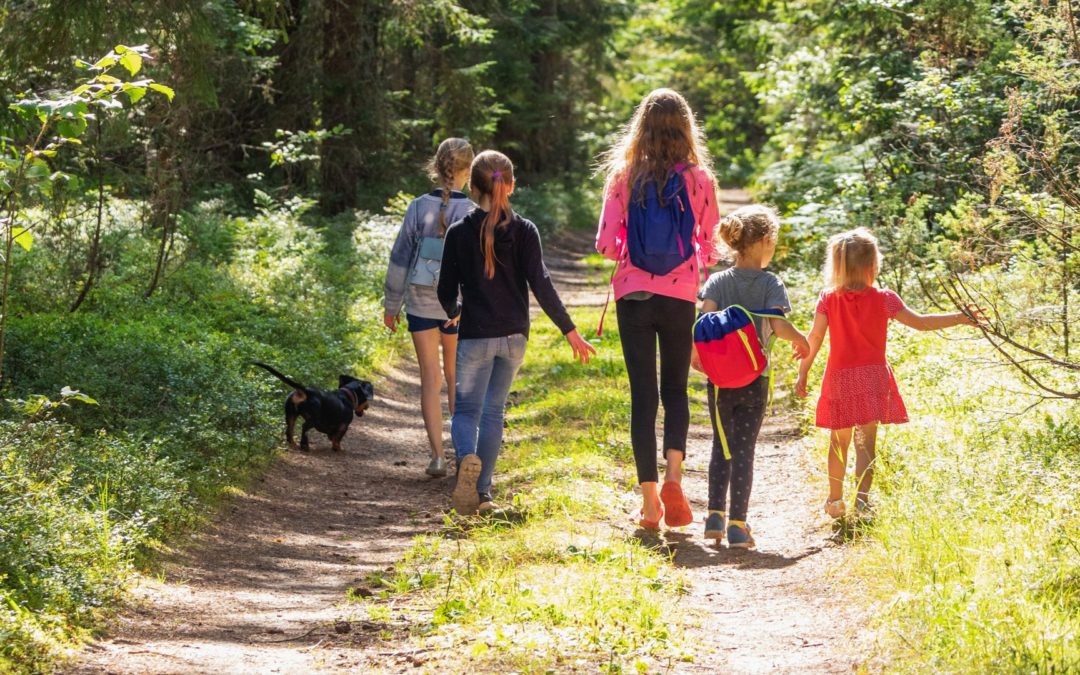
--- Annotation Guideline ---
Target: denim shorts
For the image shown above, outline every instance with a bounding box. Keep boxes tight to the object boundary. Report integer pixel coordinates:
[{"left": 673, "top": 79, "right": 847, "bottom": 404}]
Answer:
[{"left": 406, "top": 313, "right": 459, "bottom": 335}]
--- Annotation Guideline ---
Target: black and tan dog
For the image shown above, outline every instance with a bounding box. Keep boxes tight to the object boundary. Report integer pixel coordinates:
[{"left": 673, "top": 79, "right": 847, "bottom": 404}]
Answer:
[{"left": 253, "top": 362, "right": 374, "bottom": 452}]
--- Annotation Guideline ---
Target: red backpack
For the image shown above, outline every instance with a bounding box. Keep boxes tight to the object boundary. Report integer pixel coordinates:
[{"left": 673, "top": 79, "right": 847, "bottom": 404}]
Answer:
[{"left": 694, "top": 305, "right": 783, "bottom": 458}]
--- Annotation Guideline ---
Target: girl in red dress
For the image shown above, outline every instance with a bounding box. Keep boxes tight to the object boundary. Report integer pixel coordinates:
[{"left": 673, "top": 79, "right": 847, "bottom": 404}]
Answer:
[{"left": 796, "top": 228, "right": 981, "bottom": 518}]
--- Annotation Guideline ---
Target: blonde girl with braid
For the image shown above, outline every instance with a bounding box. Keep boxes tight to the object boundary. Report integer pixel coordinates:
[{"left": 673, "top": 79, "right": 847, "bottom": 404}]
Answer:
[
  {"left": 384, "top": 138, "right": 475, "bottom": 478},
  {"left": 797, "top": 228, "right": 983, "bottom": 518}
]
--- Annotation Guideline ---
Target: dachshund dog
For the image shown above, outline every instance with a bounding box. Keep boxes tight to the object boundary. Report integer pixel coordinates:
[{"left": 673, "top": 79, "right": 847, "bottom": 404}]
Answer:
[{"left": 253, "top": 362, "right": 374, "bottom": 452}]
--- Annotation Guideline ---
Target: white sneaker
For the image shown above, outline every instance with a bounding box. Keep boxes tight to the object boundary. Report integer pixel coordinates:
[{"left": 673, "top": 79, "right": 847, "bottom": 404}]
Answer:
[
  {"left": 824, "top": 499, "right": 846, "bottom": 519},
  {"left": 426, "top": 457, "right": 447, "bottom": 477}
]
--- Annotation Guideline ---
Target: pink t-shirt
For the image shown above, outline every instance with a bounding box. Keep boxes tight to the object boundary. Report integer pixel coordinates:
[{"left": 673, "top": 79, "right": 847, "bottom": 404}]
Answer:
[{"left": 595, "top": 165, "right": 721, "bottom": 303}]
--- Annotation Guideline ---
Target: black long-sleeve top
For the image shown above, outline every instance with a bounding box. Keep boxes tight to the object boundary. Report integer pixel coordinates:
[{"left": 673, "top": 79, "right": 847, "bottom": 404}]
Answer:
[{"left": 437, "top": 208, "right": 575, "bottom": 340}]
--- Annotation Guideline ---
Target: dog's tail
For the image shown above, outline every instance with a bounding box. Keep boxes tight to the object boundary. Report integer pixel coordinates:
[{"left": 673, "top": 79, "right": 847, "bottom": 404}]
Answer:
[{"left": 252, "top": 362, "right": 306, "bottom": 390}]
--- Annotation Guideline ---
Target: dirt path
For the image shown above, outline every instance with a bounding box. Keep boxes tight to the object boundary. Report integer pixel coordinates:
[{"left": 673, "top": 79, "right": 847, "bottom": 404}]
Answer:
[
  {"left": 68, "top": 359, "right": 452, "bottom": 674},
  {"left": 71, "top": 190, "right": 866, "bottom": 674}
]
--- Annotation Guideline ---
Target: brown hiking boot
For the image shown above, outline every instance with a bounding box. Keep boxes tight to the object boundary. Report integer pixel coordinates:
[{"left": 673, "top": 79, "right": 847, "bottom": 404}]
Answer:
[{"left": 451, "top": 454, "right": 482, "bottom": 515}]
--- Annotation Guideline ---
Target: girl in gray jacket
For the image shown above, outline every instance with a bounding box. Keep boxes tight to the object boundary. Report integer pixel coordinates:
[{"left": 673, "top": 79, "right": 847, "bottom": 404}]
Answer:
[{"left": 384, "top": 138, "right": 475, "bottom": 477}]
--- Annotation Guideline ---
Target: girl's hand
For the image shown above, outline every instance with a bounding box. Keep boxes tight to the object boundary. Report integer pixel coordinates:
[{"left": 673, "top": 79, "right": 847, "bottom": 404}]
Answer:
[
  {"left": 565, "top": 329, "right": 597, "bottom": 365},
  {"left": 795, "top": 372, "right": 809, "bottom": 399},
  {"left": 443, "top": 315, "right": 460, "bottom": 329},
  {"left": 791, "top": 334, "right": 810, "bottom": 360},
  {"left": 690, "top": 350, "right": 704, "bottom": 373},
  {"left": 961, "top": 304, "right": 988, "bottom": 327},
  {"left": 383, "top": 312, "right": 400, "bottom": 332}
]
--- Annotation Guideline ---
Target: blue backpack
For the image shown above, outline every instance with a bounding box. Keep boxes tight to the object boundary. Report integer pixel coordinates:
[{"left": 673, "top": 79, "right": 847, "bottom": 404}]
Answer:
[{"left": 626, "top": 164, "right": 696, "bottom": 276}]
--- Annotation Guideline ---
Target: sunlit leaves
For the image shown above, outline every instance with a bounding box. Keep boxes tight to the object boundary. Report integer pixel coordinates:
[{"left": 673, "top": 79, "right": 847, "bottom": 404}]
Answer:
[
  {"left": 147, "top": 83, "right": 175, "bottom": 101},
  {"left": 10, "top": 227, "right": 31, "bottom": 251}
]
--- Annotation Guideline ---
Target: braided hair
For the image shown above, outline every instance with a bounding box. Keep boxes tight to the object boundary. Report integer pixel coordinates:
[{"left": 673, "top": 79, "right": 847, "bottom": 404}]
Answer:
[{"left": 426, "top": 138, "right": 475, "bottom": 234}]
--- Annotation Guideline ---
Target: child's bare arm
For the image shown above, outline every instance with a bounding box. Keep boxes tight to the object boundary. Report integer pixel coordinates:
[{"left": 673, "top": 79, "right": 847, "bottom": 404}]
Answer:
[
  {"left": 769, "top": 315, "right": 809, "bottom": 359},
  {"left": 796, "top": 312, "right": 828, "bottom": 398},
  {"left": 894, "top": 306, "right": 979, "bottom": 331}
]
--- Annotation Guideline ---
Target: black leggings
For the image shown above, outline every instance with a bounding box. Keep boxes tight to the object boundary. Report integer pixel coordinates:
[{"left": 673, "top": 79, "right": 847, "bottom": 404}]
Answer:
[
  {"left": 616, "top": 295, "right": 695, "bottom": 484},
  {"left": 707, "top": 376, "right": 768, "bottom": 520}
]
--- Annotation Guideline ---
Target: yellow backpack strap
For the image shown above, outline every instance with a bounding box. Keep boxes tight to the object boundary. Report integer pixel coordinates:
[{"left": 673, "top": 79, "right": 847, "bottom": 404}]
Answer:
[{"left": 707, "top": 382, "right": 732, "bottom": 461}]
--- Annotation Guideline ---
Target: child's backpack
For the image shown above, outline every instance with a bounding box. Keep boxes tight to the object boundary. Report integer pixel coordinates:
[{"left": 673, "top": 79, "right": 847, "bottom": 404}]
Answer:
[
  {"left": 694, "top": 305, "right": 784, "bottom": 459},
  {"left": 625, "top": 164, "right": 696, "bottom": 276}
]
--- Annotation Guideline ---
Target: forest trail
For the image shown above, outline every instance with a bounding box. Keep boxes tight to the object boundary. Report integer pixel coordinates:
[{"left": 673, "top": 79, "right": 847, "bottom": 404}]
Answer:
[
  {"left": 69, "top": 189, "right": 868, "bottom": 674},
  {"left": 67, "top": 359, "right": 453, "bottom": 674},
  {"left": 548, "top": 189, "right": 870, "bottom": 673}
]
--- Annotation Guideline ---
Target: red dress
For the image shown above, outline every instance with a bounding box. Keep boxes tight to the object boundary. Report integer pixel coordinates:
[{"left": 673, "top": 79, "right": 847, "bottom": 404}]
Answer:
[{"left": 815, "top": 287, "right": 909, "bottom": 429}]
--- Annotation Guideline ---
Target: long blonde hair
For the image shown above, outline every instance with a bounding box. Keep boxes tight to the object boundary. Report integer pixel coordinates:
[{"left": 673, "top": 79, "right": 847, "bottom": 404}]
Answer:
[
  {"left": 824, "top": 228, "right": 882, "bottom": 290},
  {"left": 470, "top": 150, "right": 514, "bottom": 279},
  {"left": 426, "top": 138, "right": 474, "bottom": 233},
  {"left": 596, "top": 88, "right": 714, "bottom": 202}
]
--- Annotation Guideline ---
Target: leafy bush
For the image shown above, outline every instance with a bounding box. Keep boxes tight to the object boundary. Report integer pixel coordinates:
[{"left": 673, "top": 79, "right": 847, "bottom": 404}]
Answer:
[{"left": 0, "top": 201, "right": 400, "bottom": 670}]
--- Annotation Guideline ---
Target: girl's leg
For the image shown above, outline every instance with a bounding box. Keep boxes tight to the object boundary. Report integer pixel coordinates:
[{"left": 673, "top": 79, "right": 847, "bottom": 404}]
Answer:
[
  {"left": 451, "top": 339, "right": 496, "bottom": 462},
  {"left": 827, "top": 428, "right": 853, "bottom": 502},
  {"left": 853, "top": 423, "right": 879, "bottom": 504},
  {"left": 440, "top": 330, "right": 458, "bottom": 416},
  {"left": 474, "top": 334, "right": 527, "bottom": 498},
  {"left": 656, "top": 297, "right": 695, "bottom": 483},
  {"left": 726, "top": 378, "right": 768, "bottom": 522},
  {"left": 615, "top": 299, "right": 662, "bottom": 521},
  {"left": 412, "top": 328, "right": 445, "bottom": 460}
]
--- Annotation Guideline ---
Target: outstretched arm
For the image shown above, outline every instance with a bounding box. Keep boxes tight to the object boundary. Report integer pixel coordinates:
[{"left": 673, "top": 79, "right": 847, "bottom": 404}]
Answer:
[
  {"left": 522, "top": 223, "right": 597, "bottom": 365},
  {"left": 796, "top": 312, "right": 829, "bottom": 398},
  {"left": 894, "top": 306, "right": 980, "bottom": 331}
]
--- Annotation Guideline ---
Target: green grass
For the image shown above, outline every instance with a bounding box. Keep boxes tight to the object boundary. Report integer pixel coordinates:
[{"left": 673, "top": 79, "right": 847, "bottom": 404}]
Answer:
[{"left": 797, "top": 307, "right": 1080, "bottom": 672}]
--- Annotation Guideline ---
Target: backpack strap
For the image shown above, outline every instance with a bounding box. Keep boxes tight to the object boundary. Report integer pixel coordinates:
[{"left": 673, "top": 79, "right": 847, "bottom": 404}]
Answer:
[{"left": 676, "top": 165, "right": 711, "bottom": 286}]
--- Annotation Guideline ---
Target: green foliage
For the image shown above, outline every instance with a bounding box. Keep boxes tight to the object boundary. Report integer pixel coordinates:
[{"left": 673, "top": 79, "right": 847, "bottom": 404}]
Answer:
[
  {"left": 0, "top": 200, "right": 399, "bottom": 670},
  {"left": 820, "top": 325, "right": 1080, "bottom": 671}
]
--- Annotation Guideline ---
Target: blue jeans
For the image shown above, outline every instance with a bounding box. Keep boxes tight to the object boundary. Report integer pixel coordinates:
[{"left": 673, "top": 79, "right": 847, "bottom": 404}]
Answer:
[{"left": 451, "top": 334, "right": 527, "bottom": 496}]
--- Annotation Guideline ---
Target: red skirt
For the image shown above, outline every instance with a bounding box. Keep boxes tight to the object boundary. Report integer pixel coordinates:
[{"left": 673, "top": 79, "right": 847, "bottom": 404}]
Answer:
[{"left": 816, "top": 363, "right": 908, "bottom": 429}]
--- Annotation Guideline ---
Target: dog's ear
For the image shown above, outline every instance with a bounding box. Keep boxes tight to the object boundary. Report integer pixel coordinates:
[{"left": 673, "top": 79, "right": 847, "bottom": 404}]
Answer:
[{"left": 338, "top": 374, "right": 359, "bottom": 388}]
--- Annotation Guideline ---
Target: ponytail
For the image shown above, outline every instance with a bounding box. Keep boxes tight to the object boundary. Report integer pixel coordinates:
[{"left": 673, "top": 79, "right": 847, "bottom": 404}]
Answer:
[{"left": 470, "top": 150, "right": 516, "bottom": 279}]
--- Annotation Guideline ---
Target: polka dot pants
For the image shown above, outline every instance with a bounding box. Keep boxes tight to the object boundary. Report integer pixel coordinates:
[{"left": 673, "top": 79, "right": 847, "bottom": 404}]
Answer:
[{"left": 707, "top": 377, "right": 768, "bottom": 521}]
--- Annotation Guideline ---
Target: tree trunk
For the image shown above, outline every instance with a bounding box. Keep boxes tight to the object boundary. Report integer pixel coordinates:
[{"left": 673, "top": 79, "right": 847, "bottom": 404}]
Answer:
[
  {"left": 71, "top": 120, "right": 106, "bottom": 313},
  {"left": 320, "top": 0, "right": 386, "bottom": 213}
]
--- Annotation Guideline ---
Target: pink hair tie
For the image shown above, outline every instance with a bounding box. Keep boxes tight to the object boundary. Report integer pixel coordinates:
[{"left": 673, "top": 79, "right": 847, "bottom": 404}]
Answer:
[{"left": 492, "top": 170, "right": 502, "bottom": 179}]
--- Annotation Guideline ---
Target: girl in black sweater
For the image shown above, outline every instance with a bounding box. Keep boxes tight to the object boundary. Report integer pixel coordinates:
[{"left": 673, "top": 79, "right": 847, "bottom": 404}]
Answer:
[{"left": 437, "top": 150, "right": 595, "bottom": 514}]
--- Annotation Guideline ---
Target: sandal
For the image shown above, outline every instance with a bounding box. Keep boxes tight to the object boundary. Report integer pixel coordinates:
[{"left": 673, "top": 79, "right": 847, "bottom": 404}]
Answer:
[
  {"left": 633, "top": 506, "right": 664, "bottom": 531},
  {"left": 660, "top": 481, "right": 693, "bottom": 527}
]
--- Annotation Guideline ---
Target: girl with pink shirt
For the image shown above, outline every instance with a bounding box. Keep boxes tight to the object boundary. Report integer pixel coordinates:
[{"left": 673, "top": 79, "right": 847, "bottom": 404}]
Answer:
[{"left": 596, "top": 88, "right": 721, "bottom": 529}]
